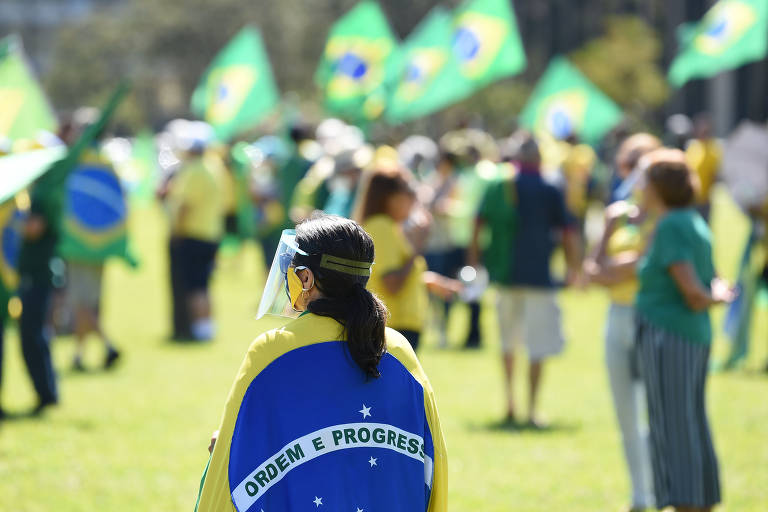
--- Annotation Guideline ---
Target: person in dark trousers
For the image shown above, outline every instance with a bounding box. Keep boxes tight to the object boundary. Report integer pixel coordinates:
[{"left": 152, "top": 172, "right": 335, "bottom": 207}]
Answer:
[{"left": 17, "top": 186, "right": 60, "bottom": 414}]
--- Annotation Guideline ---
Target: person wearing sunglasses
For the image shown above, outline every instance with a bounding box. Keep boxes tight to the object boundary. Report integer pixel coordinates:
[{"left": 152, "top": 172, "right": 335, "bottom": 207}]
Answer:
[{"left": 195, "top": 214, "right": 447, "bottom": 512}]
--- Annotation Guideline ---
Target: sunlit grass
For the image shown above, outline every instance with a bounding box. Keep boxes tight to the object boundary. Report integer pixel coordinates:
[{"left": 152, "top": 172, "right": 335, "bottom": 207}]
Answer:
[{"left": 0, "top": 187, "right": 766, "bottom": 511}]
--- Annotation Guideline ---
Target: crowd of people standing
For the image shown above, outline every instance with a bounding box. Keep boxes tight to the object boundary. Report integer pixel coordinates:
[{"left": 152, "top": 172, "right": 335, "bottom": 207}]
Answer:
[{"left": 2, "top": 104, "right": 756, "bottom": 512}]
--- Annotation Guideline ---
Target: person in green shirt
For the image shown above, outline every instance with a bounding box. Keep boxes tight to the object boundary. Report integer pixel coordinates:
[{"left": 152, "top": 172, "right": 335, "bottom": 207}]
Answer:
[{"left": 635, "top": 148, "right": 734, "bottom": 512}]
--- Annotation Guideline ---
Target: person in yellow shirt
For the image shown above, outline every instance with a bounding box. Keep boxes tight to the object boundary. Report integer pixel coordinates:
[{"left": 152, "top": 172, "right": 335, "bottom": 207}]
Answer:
[
  {"left": 358, "top": 169, "right": 459, "bottom": 350},
  {"left": 583, "top": 133, "right": 660, "bottom": 512},
  {"left": 685, "top": 114, "right": 721, "bottom": 223},
  {"left": 167, "top": 137, "right": 225, "bottom": 341}
]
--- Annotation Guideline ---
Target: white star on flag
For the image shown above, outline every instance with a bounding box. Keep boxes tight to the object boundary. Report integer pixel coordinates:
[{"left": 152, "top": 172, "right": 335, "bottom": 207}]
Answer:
[
  {"left": 359, "top": 404, "right": 371, "bottom": 419},
  {"left": 313, "top": 496, "right": 323, "bottom": 507},
  {"left": 368, "top": 456, "right": 377, "bottom": 467},
  {"left": 356, "top": 508, "right": 364, "bottom": 512}
]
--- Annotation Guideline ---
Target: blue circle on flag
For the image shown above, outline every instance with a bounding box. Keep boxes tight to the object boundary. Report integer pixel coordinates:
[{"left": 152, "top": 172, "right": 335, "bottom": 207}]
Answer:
[
  {"left": 66, "top": 166, "right": 126, "bottom": 231},
  {"left": 707, "top": 18, "right": 728, "bottom": 40},
  {"left": 337, "top": 52, "right": 368, "bottom": 80},
  {"left": 2, "top": 209, "right": 25, "bottom": 270},
  {"left": 453, "top": 27, "right": 480, "bottom": 62},
  {"left": 404, "top": 62, "right": 424, "bottom": 84},
  {"left": 548, "top": 108, "right": 574, "bottom": 140}
]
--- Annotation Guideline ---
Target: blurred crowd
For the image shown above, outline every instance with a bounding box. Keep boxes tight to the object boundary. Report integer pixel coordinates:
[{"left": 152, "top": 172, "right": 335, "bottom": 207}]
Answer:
[{"left": 4, "top": 107, "right": 768, "bottom": 512}]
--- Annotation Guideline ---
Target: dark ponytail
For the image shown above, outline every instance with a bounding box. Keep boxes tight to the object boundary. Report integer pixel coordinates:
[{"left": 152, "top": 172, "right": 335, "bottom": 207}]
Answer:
[{"left": 294, "top": 214, "right": 388, "bottom": 378}]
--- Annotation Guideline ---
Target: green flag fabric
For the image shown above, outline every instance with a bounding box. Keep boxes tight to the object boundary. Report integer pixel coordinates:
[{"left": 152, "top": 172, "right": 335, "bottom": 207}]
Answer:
[
  {"left": 315, "top": 1, "right": 399, "bottom": 121},
  {"left": 519, "top": 57, "right": 622, "bottom": 144},
  {"left": 386, "top": 0, "right": 526, "bottom": 123},
  {"left": 0, "top": 35, "right": 57, "bottom": 142},
  {"left": 386, "top": 7, "right": 471, "bottom": 122},
  {"left": 669, "top": 0, "right": 768, "bottom": 87},
  {"left": 451, "top": 0, "right": 526, "bottom": 88},
  {"left": 127, "top": 130, "right": 159, "bottom": 203},
  {"left": 191, "top": 26, "right": 279, "bottom": 141},
  {"left": 0, "top": 147, "right": 67, "bottom": 205},
  {"left": 57, "top": 148, "right": 133, "bottom": 265}
]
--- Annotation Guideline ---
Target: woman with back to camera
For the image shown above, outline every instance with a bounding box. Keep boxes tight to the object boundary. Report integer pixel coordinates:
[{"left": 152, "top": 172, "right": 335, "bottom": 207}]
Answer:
[
  {"left": 195, "top": 214, "right": 447, "bottom": 512},
  {"left": 635, "top": 149, "right": 734, "bottom": 512}
]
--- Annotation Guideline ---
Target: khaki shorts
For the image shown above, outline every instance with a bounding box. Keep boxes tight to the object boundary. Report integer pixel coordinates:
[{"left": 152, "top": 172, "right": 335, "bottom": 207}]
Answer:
[
  {"left": 67, "top": 262, "right": 104, "bottom": 311},
  {"left": 496, "top": 286, "right": 565, "bottom": 360}
]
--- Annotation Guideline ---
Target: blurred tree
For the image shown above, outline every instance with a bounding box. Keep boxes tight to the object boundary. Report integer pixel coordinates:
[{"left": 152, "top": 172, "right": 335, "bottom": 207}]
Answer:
[
  {"left": 41, "top": 1, "right": 674, "bottom": 136},
  {"left": 570, "top": 16, "right": 669, "bottom": 118}
]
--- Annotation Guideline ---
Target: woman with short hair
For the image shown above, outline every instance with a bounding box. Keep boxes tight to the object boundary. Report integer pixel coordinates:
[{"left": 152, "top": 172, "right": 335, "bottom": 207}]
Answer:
[{"left": 635, "top": 149, "right": 733, "bottom": 512}]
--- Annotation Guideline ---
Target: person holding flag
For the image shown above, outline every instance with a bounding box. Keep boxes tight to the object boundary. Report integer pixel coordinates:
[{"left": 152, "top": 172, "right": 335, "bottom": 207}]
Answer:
[{"left": 195, "top": 215, "right": 447, "bottom": 511}]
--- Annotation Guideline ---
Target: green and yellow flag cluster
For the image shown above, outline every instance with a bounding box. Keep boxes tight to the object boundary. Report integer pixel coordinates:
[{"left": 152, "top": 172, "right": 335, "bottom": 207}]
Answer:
[
  {"left": 0, "top": 35, "right": 57, "bottom": 142},
  {"left": 315, "top": 0, "right": 526, "bottom": 123},
  {"left": 669, "top": 0, "right": 768, "bottom": 87},
  {"left": 192, "top": 26, "right": 279, "bottom": 141}
]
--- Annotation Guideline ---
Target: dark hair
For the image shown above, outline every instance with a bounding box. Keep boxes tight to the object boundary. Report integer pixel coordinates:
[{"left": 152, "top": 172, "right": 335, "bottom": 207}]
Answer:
[
  {"left": 294, "top": 214, "right": 388, "bottom": 378},
  {"left": 645, "top": 148, "right": 696, "bottom": 208},
  {"left": 358, "top": 170, "right": 415, "bottom": 222}
]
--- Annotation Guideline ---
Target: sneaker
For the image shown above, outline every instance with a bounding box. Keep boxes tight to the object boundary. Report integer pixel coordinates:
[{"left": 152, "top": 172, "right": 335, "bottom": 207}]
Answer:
[{"left": 104, "top": 348, "right": 121, "bottom": 369}]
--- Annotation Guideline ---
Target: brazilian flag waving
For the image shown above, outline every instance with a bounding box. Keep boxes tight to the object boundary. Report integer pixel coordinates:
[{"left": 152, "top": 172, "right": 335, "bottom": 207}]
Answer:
[
  {"left": 192, "top": 27, "right": 280, "bottom": 141},
  {"left": 519, "top": 57, "right": 622, "bottom": 144},
  {"left": 57, "top": 149, "right": 133, "bottom": 265},
  {"left": 0, "top": 35, "right": 57, "bottom": 141},
  {"left": 451, "top": 0, "right": 526, "bottom": 89},
  {"left": 386, "top": 8, "right": 471, "bottom": 123},
  {"left": 315, "top": 1, "right": 399, "bottom": 122},
  {"left": 669, "top": 0, "right": 768, "bottom": 87},
  {"left": 386, "top": 0, "right": 526, "bottom": 123}
]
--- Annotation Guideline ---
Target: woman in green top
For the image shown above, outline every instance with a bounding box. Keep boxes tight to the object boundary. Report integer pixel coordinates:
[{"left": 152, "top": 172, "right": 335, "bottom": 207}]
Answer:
[{"left": 635, "top": 149, "right": 734, "bottom": 512}]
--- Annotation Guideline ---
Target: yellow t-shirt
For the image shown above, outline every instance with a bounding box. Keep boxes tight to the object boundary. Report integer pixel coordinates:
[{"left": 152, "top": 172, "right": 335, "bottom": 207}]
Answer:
[
  {"left": 363, "top": 215, "right": 428, "bottom": 332},
  {"left": 561, "top": 143, "right": 597, "bottom": 218},
  {"left": 606, "top": 222, "right": 642, "bottom": 305},
  {"left": 168, "top": 157, "right": 225, "bottom": 242},
  {"left": 686, "top": 139, "right": 722, "bottom": 203}
]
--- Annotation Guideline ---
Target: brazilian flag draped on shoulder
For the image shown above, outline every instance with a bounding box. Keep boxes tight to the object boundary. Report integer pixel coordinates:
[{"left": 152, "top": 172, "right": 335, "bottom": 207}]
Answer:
[
  {"left": 386, "top": 7, "right": 469, "bottom": 122},
  {"left": 386, "top": 0, "right": 526, "bottom": 123},
  {"left": 315, "top": 1, "right": 398, "bottom": 122},
  {"left": 57, "top": 147, "right": 133, "bottom": 265},
  {"left": 195, "top": 314, "right": 448, "bottom": 511},
  {"left": 0, "top": 34, "right": 57, "bottom": 141},
  {"left": 519, "top": 57, "right": 622, "bottom": 145},
  {"left": 669, "top": 0, "right": 768, "bottom": 87},
  {"left": 192, "top": 26, "right": 279, "bottom": 141}
]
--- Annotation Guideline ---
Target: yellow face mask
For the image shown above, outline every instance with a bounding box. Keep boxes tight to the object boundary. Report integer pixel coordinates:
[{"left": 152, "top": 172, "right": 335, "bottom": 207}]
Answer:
[{"left": 285, "top": 266, "right": 312, "bottom": 311}]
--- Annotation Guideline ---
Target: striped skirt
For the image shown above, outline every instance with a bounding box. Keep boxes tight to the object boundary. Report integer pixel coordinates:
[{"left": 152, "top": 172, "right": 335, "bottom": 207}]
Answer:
[{"left": 636, "top": 319, "right": 721, "bottom": 509}]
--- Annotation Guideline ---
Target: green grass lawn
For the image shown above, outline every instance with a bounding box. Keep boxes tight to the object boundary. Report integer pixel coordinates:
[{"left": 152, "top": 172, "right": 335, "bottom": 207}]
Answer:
[{"left": 1, "top": 188, "right": 767, "bottom": 511}]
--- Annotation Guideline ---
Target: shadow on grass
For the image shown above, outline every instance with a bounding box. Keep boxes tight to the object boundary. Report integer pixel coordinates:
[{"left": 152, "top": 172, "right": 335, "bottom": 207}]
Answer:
[{"left": 466, "top": 417, "right": 582, "bottom": 435}]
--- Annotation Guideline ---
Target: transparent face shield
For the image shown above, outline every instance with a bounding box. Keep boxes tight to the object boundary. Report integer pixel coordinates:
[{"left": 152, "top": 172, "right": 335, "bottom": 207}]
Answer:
[{"left": 256, "top": 229, "right": 308, "bottom": 320}]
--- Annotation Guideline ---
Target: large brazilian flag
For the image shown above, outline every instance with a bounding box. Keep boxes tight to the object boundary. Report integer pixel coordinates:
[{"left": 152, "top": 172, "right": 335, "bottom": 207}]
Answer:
[
  {"left": 669, "top": 0, "right": 768, "bottom": 87},
  {"left": 57, "top": 150, "right": 132, "bottom": 264},
  {"left": 386, "top": 0, "right": 526, "bottom": 123},
  {"left": 315, "top": 1, "right": 399, "bottom": 122},
  {"left": 519, "top": 57, "right": 623, "bottom": 144},
  {"left": 194, "top": 314, "right": 447, "bottom": 512},
  {"left": 386, "top": 8, "right": 471, "bottom": 123},
  {"left": 451, "top": 0, "right": 526, "bottom": 88},
  {"left": 0, "top": 35, "right": 57, "bottom": 141},
  {"left": 192, "top": 26, "right": 280, "bottom": 141}
]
